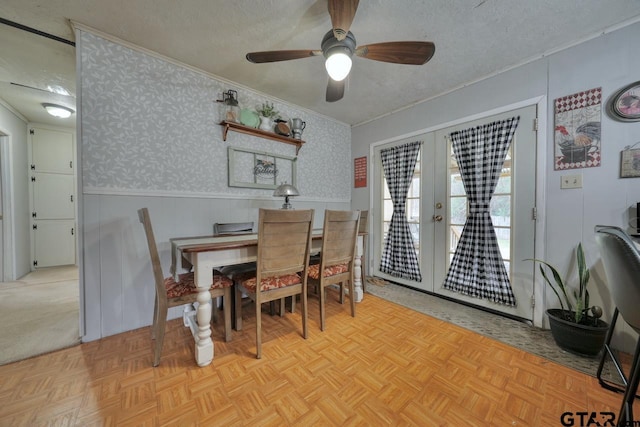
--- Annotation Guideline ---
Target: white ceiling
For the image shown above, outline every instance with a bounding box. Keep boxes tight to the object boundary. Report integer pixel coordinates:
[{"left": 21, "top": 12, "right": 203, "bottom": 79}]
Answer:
[{"left": 2, "top": 0, "right": 640, "bottom": 127}]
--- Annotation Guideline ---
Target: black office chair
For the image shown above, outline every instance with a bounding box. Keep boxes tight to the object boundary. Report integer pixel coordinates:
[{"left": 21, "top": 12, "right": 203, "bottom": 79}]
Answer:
[{"left": 594, "top": 225, "right": 640, "bottom": 425}]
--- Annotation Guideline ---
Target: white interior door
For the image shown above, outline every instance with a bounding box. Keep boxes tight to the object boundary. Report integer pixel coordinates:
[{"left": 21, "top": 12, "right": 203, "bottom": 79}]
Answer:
[{"left": 373, "top": 105, "right": 537, "bottom": 321}]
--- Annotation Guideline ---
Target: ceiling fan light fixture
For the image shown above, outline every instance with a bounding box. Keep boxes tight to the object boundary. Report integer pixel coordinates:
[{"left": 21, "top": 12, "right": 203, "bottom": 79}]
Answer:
[
  {"left": 325, "top": 48, "right": 352, "bottom": 81},
  {"left": 42, "top": 103, "right": 74, "bottom": 119}
]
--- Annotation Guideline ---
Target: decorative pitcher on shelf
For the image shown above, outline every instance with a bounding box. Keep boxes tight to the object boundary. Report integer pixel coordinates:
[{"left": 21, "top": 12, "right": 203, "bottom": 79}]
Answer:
[
  {"left": 290, "top": 118, "right": 306, "bottom": 139},
  {"left": 259, "top": 116, "right": 273, "bottom": 132}
]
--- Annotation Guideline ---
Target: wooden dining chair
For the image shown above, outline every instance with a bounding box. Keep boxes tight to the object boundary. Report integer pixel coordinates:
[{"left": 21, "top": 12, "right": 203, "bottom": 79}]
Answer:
[
  {"left": 308, "top": 210, "right": 360, "bottom": 331},
  {"left": 358, "top": 210, "right": 369, "bottom": 292},
  {"left": 138, "top": 208, "right": 234, "bottom": 366},
  {"left": 216, "top": 219, "right": 284, "bottom": 324},
  {"left": 234, "top": 208, "right": 314, "bottom": 359}
]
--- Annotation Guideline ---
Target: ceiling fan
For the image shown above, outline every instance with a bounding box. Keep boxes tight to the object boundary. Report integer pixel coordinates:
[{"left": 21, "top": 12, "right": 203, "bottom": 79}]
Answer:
[{"left": 246, "top": 0, "right": 435, "bottom": 102}]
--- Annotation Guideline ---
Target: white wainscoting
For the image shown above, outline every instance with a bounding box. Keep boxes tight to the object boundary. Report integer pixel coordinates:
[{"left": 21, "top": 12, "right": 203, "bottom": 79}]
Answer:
[{"left": 81, "top": 193, "right": 350, "bottom": 342}]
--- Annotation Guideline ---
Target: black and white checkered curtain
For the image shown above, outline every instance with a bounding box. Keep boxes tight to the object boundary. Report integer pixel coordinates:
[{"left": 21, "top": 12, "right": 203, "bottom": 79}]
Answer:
[
  {"left": 442, "top": 116, "right": 520, "bottom": 306},
  {"left": 379, "top": 141, "right": 422, "bottom": 282}
]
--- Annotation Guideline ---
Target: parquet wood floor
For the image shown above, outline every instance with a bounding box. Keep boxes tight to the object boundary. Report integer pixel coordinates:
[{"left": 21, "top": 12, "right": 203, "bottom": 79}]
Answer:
[{"left": 0, "top": 292, "right": 637, "bottom": 426}]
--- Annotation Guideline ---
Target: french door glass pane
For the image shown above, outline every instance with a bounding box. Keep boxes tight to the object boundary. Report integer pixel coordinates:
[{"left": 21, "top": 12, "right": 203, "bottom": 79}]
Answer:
[
  {"left": 495, "top": 227, "right": 511, "bottom": 260},
  {"left": 407, "top": 198, "right": 420, "bottom": 221},
  {"left": 450, "top": 196, "right": 467, "bottom": 224},
  {"left": 383, "top": 199, "right": 394, "bottom": 221},
  {"left": 450, "top": 225, "right": 464, "bottom": 252},
  {"left": 408, "top": 177, "right": 420, "bottom": 197},
  {"left": 495, "top": 173, "right": 511, "bottom": 193},
  {"left": 450, "top": 174, "right": 465, "bottom": 196},
  {"left": 490, "top": 195, "right": 511, "bottom": 226}
]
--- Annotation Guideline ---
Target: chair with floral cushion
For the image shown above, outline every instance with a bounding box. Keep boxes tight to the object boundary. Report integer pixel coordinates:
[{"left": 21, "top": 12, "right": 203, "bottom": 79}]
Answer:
[
  {"left": 138, "top": 208, "right": 234, "bottom": 366},
  {"left": 234, "top": 208, "right": 314, "bottom": 359},
  {"left": 308, "top": 210, "right": 360, "bottom": 331},
  {"left": 358, "top": 210, "right": 369, "bottom": 292}
]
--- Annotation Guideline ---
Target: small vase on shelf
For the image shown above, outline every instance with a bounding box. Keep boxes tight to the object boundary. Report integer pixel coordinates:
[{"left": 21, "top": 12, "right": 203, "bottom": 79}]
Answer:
[
  {"left": 259, "top": 116, "right": 273, "bottom": 132},
  {"left": 255, "top": 102, "right": 279, "bottom": 132}
]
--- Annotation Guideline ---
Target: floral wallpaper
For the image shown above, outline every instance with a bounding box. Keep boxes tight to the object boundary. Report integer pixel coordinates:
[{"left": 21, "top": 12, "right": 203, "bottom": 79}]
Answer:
[{"left": 79, "top": 30, "right": 351, "bottom": 199}]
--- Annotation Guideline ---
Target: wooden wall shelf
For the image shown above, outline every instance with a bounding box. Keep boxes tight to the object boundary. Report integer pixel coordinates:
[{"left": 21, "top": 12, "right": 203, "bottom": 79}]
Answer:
[{"left": 220, "top": 121, "right": 305, "bottom": 154}]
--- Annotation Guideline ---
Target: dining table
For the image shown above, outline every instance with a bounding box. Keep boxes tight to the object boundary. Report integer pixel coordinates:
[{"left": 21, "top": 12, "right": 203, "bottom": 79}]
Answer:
[{"left": 170, "top": 230, "right": 366, "bottom": 366}]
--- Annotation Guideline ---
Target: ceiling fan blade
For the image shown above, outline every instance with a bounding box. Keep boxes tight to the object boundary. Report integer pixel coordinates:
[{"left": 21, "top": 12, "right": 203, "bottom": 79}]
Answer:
[
  {"left": 355, "top": 41, "right": 435, "bottom": 65},
  {"left": 0, "top": 81, "right": 76, "bottom": 99},
  {"left": 9, "top": 82, "right": 51, "bottom": 93},
  {"left": 246, "top": 50, "right": 322, "bottom": 63},
  {"left": 326, "top": 77, "right": 345, "bottom": 102},
  {"left": 328, "top": 0, "right": 359, "bottom": 41}
]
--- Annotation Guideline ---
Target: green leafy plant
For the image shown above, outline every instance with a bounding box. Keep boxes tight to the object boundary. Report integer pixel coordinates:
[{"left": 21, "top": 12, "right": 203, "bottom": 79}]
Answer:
[
  {"left": 255, "top": 102, "right": 280, "bottom": 119},
  {"left": 526, "top": 243, "right": 602, "bottom": 325}
]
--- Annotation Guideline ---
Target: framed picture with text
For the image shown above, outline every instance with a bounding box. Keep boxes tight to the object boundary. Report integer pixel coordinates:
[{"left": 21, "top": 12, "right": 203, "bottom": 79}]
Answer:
[
  {"left": 620, "top": 148, "right": 640, "bottom": 178},
  {"left": 354, "top": 156, "right": 367, "bottom": 188},
  {"left": 228, "top": 147, "right": 297, "bottom": 189}
]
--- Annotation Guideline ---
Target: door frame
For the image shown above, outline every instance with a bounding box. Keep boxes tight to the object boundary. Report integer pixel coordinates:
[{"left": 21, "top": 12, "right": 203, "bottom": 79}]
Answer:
[
  {"left": 0, "top": 130, "right": 14, "bottom": 282},
  {"left": 368, "top": 96, "right": 548, "bottom": 327}
]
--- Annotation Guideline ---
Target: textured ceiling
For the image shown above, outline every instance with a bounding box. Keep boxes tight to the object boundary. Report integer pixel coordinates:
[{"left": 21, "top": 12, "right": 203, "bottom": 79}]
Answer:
[{"left": 2, "top": 0, "right": 640, "bottom": 127}]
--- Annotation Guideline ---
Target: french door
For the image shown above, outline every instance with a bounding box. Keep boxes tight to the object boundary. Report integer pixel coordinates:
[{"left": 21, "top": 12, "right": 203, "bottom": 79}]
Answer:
[{"left": 372, "top": 105, "right": 537, "bottom": 320}]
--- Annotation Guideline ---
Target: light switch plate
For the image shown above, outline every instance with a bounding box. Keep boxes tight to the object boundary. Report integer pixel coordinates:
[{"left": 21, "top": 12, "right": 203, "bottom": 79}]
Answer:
[{"left": 561, "top": 173, "right": 583, "bottom": 189}]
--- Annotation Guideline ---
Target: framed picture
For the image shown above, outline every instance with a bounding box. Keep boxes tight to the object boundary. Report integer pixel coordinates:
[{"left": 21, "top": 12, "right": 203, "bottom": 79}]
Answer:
[
  {"left": 620, "top": 148, "right": 640, "bottom": 178},
  {"left": 554, "top": 87, "right": 602, "bottom": 170},
  {"left": 228, "top": 147, "right": 297, "bottom": 189},
  {"left": 607, "top": 81, "right": 640, "bottom": 122},
  {"left": 354, "top": 156, "right": 367, "bottom": 188}
]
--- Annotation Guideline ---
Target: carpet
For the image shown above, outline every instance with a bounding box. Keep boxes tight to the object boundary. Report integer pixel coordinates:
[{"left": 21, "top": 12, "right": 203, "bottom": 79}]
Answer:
[{"left": 0, "top": 266, "right": 80, "bottom": 365}]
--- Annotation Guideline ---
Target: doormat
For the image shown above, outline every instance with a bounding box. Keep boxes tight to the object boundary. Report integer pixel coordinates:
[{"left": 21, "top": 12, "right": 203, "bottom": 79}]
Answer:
[{"left": 367, "top": 276, "right": 389, "bottom": 287}]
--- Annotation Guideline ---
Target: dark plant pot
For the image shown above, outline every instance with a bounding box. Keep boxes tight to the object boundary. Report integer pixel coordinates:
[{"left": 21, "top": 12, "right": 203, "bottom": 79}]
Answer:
[{"left": 547, "top": 309, "right": 609, "bottom": 357}]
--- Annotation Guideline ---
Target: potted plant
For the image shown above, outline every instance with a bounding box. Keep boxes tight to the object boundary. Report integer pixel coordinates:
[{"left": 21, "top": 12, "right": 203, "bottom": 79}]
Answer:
[
  {"left": 255, "top": 102, "right": 280, "bottom": 131},
  {"left": 528, "top": 243, "right": 609, "bottom": 356}
]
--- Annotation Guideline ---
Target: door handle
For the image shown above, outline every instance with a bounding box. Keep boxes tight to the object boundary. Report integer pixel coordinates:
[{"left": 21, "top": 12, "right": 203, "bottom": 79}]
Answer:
[{"left": 433, "top": 215, "right": 443, "bottom": 222}]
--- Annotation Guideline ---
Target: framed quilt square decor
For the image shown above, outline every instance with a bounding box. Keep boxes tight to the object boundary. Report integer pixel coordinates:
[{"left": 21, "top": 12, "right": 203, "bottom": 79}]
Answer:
[{"left": 554, "top": 87, "right": 602, "bottom": 170}]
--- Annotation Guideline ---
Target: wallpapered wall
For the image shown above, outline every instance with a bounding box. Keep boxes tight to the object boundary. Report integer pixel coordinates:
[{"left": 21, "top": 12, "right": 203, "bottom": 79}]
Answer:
[
  {"left": 79, "top": 31, "right": 351, "bottom": 199},
  {"left": 77, "top": 29, "right": 353, "bottom": 341}
]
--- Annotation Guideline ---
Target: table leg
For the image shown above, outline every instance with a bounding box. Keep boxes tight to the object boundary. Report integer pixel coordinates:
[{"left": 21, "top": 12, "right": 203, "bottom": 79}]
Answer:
[
  {"left": 353, "top": 236, "right": 364, "bottom": 302},
  {"left": 194, "top": 264, "right": 213, "bottom": 367}
]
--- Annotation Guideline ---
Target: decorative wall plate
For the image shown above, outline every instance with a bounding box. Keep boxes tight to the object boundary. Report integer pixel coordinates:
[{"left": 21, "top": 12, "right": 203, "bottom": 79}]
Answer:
[
  {"left": 607, "top": 81, "right": 640, "bottom": 122},
  {"left": 240, "top": 109, "right": 259, "bottom": 128}
]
